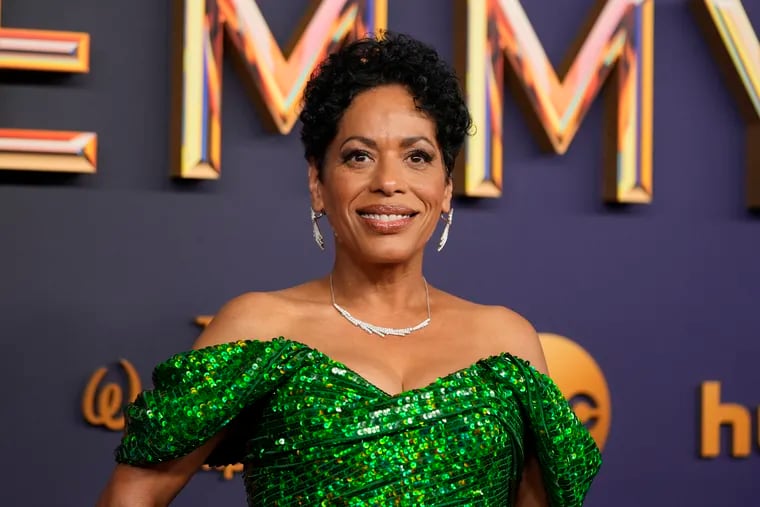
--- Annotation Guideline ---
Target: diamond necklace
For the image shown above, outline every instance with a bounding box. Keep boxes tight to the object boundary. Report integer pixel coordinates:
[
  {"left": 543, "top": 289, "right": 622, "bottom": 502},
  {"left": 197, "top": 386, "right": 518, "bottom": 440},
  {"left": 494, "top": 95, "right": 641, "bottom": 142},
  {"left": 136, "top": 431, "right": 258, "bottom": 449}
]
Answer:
[{"left": 329, "top": 274, "right": 431, "bottom": 337}]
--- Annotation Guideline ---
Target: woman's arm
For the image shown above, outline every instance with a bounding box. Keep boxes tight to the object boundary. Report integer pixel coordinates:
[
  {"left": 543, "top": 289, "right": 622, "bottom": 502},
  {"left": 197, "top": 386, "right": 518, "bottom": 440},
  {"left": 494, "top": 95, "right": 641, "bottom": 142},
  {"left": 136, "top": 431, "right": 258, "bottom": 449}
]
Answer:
[
  {"left": 486, "top": 306, "right": 551, "bottom": 507},
  {"left": 96, "top": 293, "right": 274, "bottom": 506},
  {"left": 515, "top": 455, "right": 549, "bottom": 507},
  {"left": 95, "top": 434, "right": 223, "bottom": 507}
]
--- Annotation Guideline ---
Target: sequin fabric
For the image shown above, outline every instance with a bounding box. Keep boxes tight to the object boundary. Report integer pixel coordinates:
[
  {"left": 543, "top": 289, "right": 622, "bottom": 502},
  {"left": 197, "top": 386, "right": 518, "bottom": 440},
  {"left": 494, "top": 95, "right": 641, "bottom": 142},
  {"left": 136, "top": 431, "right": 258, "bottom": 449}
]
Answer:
[{"left": 116, "top": 337, "right": 601, "bottom": 506}]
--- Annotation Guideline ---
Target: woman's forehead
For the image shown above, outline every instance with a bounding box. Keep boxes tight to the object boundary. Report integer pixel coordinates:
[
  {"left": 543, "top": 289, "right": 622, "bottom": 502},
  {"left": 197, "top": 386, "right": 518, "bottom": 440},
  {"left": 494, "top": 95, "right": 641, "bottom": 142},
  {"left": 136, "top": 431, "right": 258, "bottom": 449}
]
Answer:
[{"left": 336, "top": 85, "right": 437, "bottom": 143}]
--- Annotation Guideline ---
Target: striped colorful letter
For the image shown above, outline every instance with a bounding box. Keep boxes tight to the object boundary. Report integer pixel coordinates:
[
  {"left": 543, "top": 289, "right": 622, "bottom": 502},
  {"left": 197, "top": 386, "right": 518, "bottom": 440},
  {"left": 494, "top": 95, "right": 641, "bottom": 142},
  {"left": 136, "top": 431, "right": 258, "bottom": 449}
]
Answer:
[
  {"left": 0, "top": 1, "right": 95, "bottom": 173},
  {"left": 694, "top": 0, "right": 760, "bottom": 208},
  {"left": 454, "top": 0, "right": 654, "bottom": 202},
  {"left": 173, "top": 0, "right": 387, "bottom": 179}
]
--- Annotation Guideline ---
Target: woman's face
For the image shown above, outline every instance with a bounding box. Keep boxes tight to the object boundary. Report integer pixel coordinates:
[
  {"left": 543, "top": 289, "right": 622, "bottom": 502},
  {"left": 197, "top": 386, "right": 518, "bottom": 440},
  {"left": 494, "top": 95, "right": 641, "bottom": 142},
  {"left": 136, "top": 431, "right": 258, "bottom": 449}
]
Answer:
[{"left": 309, "top": 84, "right": 452, "bottom": 264}]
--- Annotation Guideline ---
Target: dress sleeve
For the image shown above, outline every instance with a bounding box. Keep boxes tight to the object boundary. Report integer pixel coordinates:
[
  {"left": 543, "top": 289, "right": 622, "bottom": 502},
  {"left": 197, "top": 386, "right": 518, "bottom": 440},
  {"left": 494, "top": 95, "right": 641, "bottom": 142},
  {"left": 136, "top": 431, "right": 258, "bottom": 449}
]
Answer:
[
  {"left": 489, "top": 355, "right": 602, "bottom": 507},
  {"left": 114, "top": 338, "right": 307, "bottom": 467}
]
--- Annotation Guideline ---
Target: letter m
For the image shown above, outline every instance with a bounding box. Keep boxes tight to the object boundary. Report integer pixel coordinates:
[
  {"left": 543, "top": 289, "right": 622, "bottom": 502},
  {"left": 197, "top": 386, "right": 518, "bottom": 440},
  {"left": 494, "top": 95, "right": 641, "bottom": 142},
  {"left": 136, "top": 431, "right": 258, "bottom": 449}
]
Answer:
[
  {"left": 693, "top": 0, "right": 760, "bottom": 208},
  {"left": 172, "top": 0, "right": 387, "bottom": 178},
  {"left": 454, "top": 0, "right": 654, "bottom": 202}
]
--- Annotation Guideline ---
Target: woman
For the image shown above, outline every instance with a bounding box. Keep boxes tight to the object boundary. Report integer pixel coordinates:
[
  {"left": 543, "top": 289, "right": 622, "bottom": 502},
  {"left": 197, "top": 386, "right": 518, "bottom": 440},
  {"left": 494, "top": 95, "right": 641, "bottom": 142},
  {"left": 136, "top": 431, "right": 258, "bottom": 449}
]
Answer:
[{"left": 97, "top": 32, "right": 601, "bottom": 506}]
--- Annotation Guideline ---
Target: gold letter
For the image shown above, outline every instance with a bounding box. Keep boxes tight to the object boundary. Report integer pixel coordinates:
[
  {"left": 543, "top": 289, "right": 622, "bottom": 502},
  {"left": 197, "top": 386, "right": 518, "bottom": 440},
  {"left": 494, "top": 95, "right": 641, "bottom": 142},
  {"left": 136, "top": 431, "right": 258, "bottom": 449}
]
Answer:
[
  {"left": 201, "top": 463, "right": 244, "bottom": 480},
  {"left": 454, "top": 0, "right": 654, "bottom": 202},
  {"left": 700, "top": 381, "right": 751, "bottom": 458},
  {"left": 195, "top": 315, "right": 213, "bottom": 328},
  {"left": 0, "top": 0, "right": 96, "bottom": 173},
  {"left": 172, "top": 0, "right": 387, "bottom": 179},
  {"left": 82, "top": 359, "right": 142, "bottom": 431},
  {"left": 693, "top": 0, "right": 760, "bottom": 208}
]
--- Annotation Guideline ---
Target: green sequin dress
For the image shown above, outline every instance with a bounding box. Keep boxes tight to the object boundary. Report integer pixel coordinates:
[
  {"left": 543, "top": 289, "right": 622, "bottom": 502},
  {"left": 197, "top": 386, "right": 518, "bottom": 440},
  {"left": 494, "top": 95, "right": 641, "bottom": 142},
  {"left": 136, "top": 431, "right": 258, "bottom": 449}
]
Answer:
[{"left": 115, "top": 338, "right": 601, "bottom": 506}]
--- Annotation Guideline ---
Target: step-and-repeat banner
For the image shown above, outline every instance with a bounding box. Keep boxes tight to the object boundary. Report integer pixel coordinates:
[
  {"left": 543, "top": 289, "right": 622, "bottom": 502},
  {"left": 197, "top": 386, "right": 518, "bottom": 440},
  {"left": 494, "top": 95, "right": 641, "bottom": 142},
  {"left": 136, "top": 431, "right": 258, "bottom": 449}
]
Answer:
[{"left": 1, "top": 0, "right": 758, "bottom": 505}]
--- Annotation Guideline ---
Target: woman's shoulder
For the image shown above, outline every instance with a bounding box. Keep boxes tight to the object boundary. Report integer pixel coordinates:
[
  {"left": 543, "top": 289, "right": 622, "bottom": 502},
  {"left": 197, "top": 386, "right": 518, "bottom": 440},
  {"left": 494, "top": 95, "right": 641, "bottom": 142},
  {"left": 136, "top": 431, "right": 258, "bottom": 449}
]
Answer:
[
  {"left": 192, "top": 281, "right": 326, "bottom": 350},
  {"left": 435, "top": 289, "right": 549, "bottom": 374}
]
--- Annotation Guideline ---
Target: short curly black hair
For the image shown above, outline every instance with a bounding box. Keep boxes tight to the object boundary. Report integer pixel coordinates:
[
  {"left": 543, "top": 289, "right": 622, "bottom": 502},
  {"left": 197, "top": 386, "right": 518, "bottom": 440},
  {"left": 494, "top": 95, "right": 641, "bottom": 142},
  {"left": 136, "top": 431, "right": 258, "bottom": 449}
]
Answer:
[{"left": 299, "top": 32, "right": 472, "bottom": 179}]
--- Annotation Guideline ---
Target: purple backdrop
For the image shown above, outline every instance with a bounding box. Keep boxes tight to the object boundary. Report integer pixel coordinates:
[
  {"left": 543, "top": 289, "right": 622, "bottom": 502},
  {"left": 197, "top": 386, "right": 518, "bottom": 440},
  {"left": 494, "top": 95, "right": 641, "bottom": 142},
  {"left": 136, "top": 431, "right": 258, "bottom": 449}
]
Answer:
[{"left": 1, "top": 0, "right": 758, "bottom": 505}]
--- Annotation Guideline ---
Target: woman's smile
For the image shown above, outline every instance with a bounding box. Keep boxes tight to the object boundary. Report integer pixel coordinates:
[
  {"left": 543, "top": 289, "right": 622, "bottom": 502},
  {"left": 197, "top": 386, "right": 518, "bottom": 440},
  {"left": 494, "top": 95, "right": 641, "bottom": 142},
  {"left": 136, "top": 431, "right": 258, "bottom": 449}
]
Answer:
[{"left": 356, "top": 204, "right": 419, "bottom": 233}]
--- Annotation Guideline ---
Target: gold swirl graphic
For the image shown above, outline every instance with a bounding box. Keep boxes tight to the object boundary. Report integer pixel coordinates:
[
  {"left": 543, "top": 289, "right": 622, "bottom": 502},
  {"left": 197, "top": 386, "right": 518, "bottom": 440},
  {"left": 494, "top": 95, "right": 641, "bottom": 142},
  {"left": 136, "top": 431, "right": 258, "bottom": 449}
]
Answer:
[{"left": 82, "top": 359, "right": 141, "bottom": 431}]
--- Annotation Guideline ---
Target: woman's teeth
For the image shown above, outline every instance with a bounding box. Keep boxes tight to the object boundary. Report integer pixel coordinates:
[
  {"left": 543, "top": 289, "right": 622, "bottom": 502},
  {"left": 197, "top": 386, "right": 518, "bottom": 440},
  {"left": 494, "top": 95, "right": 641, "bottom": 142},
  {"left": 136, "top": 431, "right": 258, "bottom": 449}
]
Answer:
[{"left": 359, "top": 213, "right": 412, "bottom": 221}]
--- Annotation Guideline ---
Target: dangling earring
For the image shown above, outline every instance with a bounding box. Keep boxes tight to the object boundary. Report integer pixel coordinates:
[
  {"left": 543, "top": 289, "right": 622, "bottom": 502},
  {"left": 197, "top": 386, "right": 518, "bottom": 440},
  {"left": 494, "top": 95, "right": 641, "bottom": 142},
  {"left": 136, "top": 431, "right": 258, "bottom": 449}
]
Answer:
[
  {"left": 311, "top": 208, "right": 325, "bottom": 250},
  {"left": 437, "top": 208, "right": 453, "bottom": 252}
]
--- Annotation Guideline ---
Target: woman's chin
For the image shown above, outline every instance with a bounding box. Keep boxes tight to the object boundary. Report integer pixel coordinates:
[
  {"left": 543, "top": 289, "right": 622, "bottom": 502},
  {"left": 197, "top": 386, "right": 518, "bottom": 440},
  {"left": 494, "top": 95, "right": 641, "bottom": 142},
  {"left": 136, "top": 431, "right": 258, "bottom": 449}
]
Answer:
[{"left": 357, "top": 242, "right": 422, "bottom": 264}]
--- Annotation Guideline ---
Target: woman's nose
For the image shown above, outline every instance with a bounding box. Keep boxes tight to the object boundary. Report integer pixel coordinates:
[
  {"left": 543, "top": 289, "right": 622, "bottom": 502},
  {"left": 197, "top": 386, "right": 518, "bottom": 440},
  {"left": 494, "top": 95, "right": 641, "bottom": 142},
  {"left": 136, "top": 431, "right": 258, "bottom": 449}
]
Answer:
[{"left": 370, "top": 158, "right": 406, "bottom": 195}]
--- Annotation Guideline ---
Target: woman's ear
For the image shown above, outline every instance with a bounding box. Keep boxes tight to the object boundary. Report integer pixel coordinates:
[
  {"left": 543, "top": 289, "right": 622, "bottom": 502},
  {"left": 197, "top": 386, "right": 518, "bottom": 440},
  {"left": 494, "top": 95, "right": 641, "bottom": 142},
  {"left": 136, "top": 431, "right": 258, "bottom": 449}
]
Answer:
[
  {"left": 308, "top": 161, "right": 324, "bottom": 212},
  {"left": 442, "top": 175, "right": 453, "bottom": 213}
]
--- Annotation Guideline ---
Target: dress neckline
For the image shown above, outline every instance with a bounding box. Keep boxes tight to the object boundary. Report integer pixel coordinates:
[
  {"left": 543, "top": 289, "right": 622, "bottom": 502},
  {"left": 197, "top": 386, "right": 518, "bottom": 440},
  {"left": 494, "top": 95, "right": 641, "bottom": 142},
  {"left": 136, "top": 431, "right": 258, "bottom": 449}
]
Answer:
[{"left": 228, "top": 336, "right": 539, "bottom": 399}]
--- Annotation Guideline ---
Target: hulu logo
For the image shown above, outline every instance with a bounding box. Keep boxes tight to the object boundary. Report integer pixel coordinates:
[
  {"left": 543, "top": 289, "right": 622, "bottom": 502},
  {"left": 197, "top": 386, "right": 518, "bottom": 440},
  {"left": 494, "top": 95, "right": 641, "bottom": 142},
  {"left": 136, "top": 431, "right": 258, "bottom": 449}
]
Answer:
[{"left": 700, "top": 382, "right": 757, "bottom": 458}]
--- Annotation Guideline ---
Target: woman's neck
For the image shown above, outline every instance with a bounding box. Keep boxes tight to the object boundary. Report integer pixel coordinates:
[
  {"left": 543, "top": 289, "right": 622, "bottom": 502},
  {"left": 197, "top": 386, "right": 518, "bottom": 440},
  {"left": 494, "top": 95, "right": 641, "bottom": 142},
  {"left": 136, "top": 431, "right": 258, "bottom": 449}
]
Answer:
[{"left": 329, "top": 253, "right": 428, "bottom": 313}]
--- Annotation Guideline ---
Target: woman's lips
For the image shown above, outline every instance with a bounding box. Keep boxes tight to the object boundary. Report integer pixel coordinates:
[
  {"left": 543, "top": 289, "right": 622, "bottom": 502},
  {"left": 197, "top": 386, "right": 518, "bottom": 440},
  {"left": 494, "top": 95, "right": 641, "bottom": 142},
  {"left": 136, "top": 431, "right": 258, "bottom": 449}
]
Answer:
[{"left": 357, "top": 212, "right": 417, "bottom": 233}]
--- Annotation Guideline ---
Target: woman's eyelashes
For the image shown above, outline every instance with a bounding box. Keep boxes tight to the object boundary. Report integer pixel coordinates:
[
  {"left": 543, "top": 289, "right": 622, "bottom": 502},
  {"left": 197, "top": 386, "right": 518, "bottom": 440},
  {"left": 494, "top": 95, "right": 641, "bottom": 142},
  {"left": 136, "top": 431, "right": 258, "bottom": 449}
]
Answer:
[
  {"left": 341, "top": 149, "right": 373, "bottom": 167},
  {"left": 339, "top": 148, "right": 435, "bottom": 168},
  {"left": 406, "top": 149, "right": 434, "bottom": 166}
]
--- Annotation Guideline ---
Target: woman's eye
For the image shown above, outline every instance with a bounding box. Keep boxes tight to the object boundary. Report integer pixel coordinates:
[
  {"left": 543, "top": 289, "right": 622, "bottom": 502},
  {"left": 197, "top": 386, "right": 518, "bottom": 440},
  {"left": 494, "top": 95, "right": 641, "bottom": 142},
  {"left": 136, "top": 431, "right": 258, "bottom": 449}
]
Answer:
[
  {"left": 408, "top": 151, "right": 433, "bottom": 165},
  {"left": 342, "top": 150, "right": 372, "bottom": 165}
]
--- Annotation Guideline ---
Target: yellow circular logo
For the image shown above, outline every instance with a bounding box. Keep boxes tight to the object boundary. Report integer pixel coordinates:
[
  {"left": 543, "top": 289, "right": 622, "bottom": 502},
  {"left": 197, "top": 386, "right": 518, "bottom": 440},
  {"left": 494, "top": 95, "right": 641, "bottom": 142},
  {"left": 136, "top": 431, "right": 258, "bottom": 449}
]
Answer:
[{"left": 539, "top": 333, "right": 611, "bottom": 450}]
